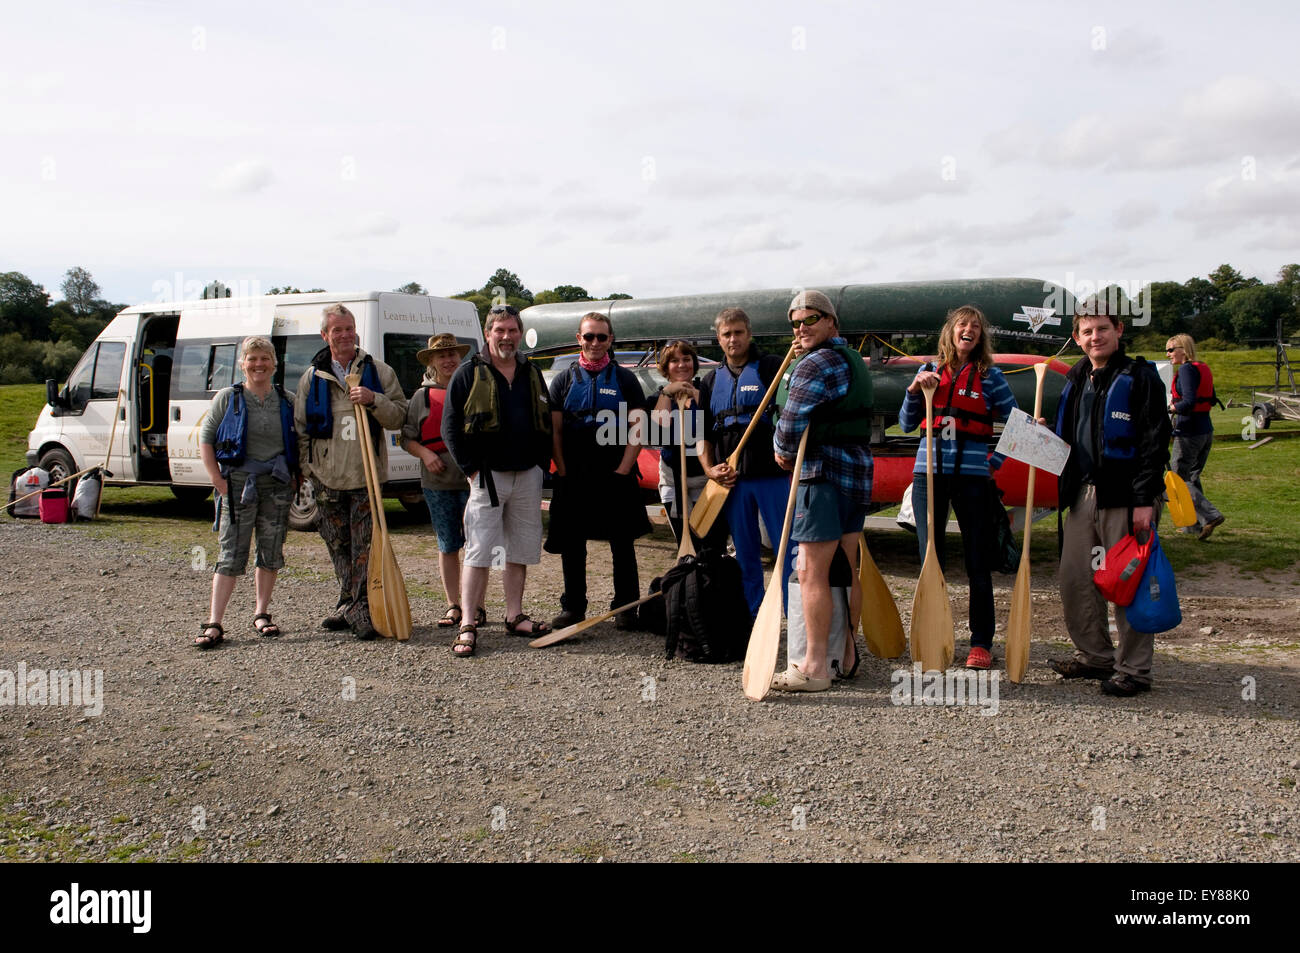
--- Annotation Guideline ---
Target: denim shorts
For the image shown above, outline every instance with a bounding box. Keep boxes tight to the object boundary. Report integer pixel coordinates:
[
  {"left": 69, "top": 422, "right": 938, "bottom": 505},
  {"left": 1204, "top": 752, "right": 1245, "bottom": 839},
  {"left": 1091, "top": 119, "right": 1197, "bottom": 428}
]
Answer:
[
  {"left": 791, "top": 479, "right": 868, "bottom": 543},
  {"left": 422, "top": 487, "right": 470, "bottom": 554}
]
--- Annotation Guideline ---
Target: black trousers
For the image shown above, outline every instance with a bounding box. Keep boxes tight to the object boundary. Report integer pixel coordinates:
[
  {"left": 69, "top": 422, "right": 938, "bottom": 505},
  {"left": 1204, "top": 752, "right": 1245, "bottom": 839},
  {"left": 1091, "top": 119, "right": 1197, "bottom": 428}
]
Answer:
[{"left": 560, "top": 538, "right": 640, "bottom": 614}]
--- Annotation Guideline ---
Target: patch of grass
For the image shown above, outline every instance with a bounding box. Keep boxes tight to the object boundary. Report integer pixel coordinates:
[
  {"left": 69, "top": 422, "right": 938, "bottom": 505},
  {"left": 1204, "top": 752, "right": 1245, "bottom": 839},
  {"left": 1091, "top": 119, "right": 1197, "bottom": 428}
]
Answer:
[
  {"left": 464, "top": 826, "right": 490, "bottom": 843},
  {"left": 672, "top": 851, "right": 703, "bottom": 863},
  {"left": 135, "top": 774, "right": 160, "bottom": 784},
  {"left": 194, "top": 761, "right": 213, "bottom": 771},
  {"left": 648, "top": 777, "right": 678, "bottom": 791},
  {"left": 167, "top": 839, "right": 207, "bottom": 860},
  {"left": 569, "top": 841, "right": 606, "bottom": 860},
  {"left": 106, "top": 842, "right": 147, "bottom": 861},
  {"left": 755, "top": 794, "right": 778, "bottom": 808},
  {"left": 1279, "top": 778, "right": 1295, "bottom": 789},
  {"left": 110, "top": 814, "right": 130, "bottom": 824},
  {"left": 0, "top": 384, "right": 47, "bottom": 474}
]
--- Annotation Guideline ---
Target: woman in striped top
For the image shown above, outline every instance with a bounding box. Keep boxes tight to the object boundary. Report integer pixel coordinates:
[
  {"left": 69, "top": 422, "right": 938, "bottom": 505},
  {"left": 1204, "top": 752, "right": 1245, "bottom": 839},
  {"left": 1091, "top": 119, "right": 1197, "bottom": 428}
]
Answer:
[{"left": 897, "top": 305, "right": 1018, "bottom": 670}]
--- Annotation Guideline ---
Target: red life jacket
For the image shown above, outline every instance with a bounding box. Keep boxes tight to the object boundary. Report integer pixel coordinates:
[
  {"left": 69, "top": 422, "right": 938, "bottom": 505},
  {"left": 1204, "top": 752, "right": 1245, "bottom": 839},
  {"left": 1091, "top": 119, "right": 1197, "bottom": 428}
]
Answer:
[
  {"left": 1170, "top": 361, "right": 1215, "bottom": 414},
  {"left": 420, "top": 386, "right": 448, "bottom": 453},
  {"left": 922, "top": 363, "right": 993, "bottom": 439}
]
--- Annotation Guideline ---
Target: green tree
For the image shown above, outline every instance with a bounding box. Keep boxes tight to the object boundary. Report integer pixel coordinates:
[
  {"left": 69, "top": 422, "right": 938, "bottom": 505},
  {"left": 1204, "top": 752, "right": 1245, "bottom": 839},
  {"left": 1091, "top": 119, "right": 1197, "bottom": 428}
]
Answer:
[
  {"left": 394, "top": 281, "right": 428, "bottom": 295},
  {"left": 60, "top": 266, "right": 102, "bottom": 316},
  {"left": 1224, "top": 285, "right": 1286, "bottom": 343},
  {"left": 0, "top": 271, "right": 51, "bottom": 338},
  {"left": 1144, "top": 281, "right": 1190, "bottom": 335},
  {"left": 533, "top": 284, "right": 592, "bottom": 305},
  {"left": 1182, "top": 276, "right": 1220, "bottom": 314},
  {"left": 1207, "top": 264, "right": 1259, "bottom": 301},
  {"left": 466, "top": 268, "right": 532, "bottom": 305},
  {"left": 605, "top": 292, "right": 633, "bottom": 300}
]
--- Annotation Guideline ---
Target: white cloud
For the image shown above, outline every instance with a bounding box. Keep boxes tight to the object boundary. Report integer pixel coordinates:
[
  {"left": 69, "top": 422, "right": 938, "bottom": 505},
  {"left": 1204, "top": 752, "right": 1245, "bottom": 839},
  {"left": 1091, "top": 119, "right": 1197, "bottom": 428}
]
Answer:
[
  {"left": 446, "top": 204, "right": 546, "bottom": 227},
  {"left": 1087, "top": 27, "right": 1165, "bottom": 69},
  {"left": 1176, "top": 167, "right": 1300, "bottom": 236},
  {"left": 1112, "top": 199, "right": 1159, "bottom": 229},
  {"left": 349, "top": 213, "right": 399, "bottom": 237},
  {"left": 211, "top": 160, "right": 273, "bottom": 194},
  {"left": 605, "top": 223, "right": 671, "bottom": 245},
  {"left": 724, "top": 223, "right": 800, "bottom": 256}
]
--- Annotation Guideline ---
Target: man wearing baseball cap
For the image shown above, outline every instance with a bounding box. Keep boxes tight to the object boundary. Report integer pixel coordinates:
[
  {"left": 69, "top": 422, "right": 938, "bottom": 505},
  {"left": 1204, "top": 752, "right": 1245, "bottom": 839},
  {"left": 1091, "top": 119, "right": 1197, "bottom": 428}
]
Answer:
[{"left": 771, "top": 290, "right": 874, "bottom": 692}]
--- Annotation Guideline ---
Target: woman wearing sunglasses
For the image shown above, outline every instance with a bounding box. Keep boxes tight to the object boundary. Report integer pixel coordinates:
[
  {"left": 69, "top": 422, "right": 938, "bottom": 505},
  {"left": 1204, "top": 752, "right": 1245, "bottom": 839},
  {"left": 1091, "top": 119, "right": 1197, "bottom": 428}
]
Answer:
[
  {"left": 897, "top": 305, "right": 1018, "bottom": 670},
  {"left": 545, "top": 312, "right": 651, "bottom": 630}
]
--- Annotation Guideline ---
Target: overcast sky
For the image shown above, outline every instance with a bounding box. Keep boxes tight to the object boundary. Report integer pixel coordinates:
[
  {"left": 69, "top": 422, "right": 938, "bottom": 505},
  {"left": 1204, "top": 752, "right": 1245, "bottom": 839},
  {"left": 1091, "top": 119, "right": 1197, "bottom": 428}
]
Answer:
[{"left": 3, "top": 0, "right": 1298, "bottom": 307}]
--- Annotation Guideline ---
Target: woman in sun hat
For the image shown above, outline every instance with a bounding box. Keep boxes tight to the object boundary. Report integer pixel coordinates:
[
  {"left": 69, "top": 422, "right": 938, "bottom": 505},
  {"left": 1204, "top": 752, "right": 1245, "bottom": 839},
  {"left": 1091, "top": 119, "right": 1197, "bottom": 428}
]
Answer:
[{"left": 400, "top": 333, "right": 478, "bottom": 632}]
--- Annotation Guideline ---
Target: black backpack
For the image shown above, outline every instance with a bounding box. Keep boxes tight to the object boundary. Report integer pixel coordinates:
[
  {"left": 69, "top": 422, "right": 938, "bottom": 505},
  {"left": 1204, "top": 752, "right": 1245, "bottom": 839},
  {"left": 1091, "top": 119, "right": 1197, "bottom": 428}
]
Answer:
[{"left": 662, "top": 551, "right": 752, "bottom": 663}]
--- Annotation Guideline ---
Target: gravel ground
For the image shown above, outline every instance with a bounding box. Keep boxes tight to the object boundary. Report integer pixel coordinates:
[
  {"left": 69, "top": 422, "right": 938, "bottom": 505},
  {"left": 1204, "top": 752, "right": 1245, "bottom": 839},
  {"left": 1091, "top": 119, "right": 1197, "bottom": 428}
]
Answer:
[{"left": 0, "top": 514, "right": 1296, "bottom": 863}]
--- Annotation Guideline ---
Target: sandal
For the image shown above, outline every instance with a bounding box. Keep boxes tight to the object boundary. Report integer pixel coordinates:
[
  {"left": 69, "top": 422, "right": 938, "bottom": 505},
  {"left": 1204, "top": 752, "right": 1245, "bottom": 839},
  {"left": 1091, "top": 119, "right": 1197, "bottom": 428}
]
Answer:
[
  {"left": 504, "top": 613, "right": 551, "bottom": 637},
  {"left": 838, "top": 637, "right": 861, "bottom": 680},
  {"left": 770, "top": 664, "right": 832, "bottom": 693},
  {"left": 253, "top": 613, "right": 282, "bottom": 638},
  {"left": 195, "top": 622, "right": 225, "bottom": 650},
  {"left": 452, "top": 623, "right": 477, "bottom": 658},
  {"left": 475, "top": 606, "right": 487, "bottom": 627},
  {"left": 438, "top": 604, "right": 463, "bottom": 628}
]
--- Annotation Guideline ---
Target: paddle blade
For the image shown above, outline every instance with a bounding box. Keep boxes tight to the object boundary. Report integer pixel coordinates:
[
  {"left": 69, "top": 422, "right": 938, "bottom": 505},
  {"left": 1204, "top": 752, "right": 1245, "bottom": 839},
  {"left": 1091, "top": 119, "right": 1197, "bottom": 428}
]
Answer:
[
  {"left": 367, "top": 540, "right": 411, "bottom": 641},
  {"left": 1005, "top": 560, "right": 1031, "bottom": 682},
  {"left": 910, "top": 542, "right": 954, "bottom": 671},
  {"left": 741, "top": 582, "right": 784, "bottom": 701},
  {"left": 859, "top": 541, "right": 906, "bottom": 659},
  {"left": 688, "top": 480, "right": 728, "bottom": 537},
  {"left": 1164, "top": 471, "right": 1197, "bottom": 528}
]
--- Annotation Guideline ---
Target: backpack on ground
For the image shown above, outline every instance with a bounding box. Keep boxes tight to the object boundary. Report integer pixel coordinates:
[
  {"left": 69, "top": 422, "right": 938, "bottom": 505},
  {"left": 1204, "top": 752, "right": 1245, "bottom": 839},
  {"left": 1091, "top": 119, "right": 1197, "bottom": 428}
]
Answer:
[
  {"left": 662, "top": 550, "right": 751, "bottom": 663},
  {"left": 7, "top": 467, "right": 50, "bottom": 519}
]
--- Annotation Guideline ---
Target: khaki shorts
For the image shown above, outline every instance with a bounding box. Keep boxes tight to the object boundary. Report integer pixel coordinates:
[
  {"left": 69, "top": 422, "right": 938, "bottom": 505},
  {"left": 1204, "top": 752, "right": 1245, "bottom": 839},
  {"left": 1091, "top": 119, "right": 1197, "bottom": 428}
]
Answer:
[{"left": 463, "top": 467, "right": 544, "bottom": 568}]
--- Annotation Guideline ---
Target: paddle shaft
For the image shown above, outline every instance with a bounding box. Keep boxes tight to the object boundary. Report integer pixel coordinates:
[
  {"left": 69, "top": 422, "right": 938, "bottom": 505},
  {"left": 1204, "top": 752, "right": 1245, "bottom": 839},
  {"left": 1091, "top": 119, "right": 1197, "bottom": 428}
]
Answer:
[
  {"left": 529, "top": 591, "right": 662, "bottom": 648},
  {"left": 741, "top": 428, "right": 809, "bottom": 700},
  {"left": 1006, "top": 362, "right": 1048, "bottom": 683},
  {"left": 911, "top": 381, "right": 955, "bottom": 671},
  {"left": 676, "top": 394, "right": 696, "bottom": 559}
]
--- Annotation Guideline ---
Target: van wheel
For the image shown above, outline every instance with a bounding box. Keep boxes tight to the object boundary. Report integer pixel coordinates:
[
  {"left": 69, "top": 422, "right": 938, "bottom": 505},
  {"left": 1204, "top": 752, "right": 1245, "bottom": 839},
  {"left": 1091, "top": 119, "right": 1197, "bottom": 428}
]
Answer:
[
  {"left": 171, "top": 485, "right": 213, "bottom": 505},
  {"left": 39, "top": 448, "right": 78, "bottom": 490},
  {"left": 290, "top": 479, "right": 318, "bottom": 531},
  {"left": 1253, "top": 405, "right": 1271, "bottom": 430}
]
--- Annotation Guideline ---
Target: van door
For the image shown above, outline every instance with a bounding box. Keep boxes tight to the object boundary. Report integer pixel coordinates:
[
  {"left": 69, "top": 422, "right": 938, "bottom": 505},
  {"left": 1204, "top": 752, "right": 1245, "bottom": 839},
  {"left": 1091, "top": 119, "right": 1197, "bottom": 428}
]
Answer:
[
  {"left": 166, "top": 300, "right": 275, "bottom": 485},
  {"left": 50, "top": 337, "right": 134, "bottom": 481}
]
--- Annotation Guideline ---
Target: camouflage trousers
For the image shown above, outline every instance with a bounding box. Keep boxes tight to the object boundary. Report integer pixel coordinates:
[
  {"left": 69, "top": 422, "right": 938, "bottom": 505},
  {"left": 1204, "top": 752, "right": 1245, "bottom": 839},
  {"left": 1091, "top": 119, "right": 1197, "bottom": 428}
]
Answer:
[{"left": 313, "top": 480, "right": 373, "bottom": 630}]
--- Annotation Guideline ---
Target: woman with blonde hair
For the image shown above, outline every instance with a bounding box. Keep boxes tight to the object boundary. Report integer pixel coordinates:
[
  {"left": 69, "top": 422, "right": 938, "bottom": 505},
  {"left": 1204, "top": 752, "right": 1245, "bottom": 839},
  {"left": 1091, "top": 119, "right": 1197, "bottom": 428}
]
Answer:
[
  {"left": 194, "top": 336, "right": 298, "bottom": 647},
  {"left": 897, "top": 305, "right": 1018, "bottom": 670},
  {"left": 1166, "top": 333, "right": 1225, "bottom": 539}
]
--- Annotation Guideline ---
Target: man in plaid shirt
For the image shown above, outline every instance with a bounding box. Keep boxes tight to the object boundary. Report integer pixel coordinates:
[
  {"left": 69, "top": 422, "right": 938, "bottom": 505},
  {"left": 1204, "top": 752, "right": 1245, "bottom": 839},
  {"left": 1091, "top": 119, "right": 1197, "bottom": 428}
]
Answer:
[{"left": 771, "top": 290, "right": 875, "bottom": 692}]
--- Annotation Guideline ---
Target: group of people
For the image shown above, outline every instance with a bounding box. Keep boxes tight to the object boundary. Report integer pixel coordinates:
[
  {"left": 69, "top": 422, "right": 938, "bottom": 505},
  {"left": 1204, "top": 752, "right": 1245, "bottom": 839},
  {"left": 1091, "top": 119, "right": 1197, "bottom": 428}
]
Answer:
[{"left": 191, "top": 294, "right": 1224, "bottom": 700}]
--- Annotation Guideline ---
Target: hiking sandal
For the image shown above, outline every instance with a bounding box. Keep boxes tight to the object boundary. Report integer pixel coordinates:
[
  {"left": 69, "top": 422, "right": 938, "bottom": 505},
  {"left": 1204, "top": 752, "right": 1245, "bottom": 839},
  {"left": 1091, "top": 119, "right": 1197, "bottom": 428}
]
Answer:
[
  {"left": 475, "top": 606, "right": 487, "bottom": 627},
  {"left": 452, "top": 624, "right": 477, "bottom": 658},
  {"left": 438, "top": 604, "right": 463, "bottom": 628},
  {"left": 504, "top": 613, "right": 551, "bottom": 637},
  {"left": 195, "top": 622, "right": 225, "bottom": 650},
  {"left": 253, "top": 613, "right": 282, "bottom": 638}
]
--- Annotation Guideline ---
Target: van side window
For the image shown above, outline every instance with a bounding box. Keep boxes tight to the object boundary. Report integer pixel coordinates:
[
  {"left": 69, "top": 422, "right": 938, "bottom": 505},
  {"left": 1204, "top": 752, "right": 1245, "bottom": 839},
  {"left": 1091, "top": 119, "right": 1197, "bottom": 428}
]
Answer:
[
  {"left": 207, "top": 344, "right": 236, "bottom": 392},
  {"left": 92, "top": 342, "right": 126, "bottom": 400},
  {"left": 66, "top": 345, "right": 98, "bottom": 410}
]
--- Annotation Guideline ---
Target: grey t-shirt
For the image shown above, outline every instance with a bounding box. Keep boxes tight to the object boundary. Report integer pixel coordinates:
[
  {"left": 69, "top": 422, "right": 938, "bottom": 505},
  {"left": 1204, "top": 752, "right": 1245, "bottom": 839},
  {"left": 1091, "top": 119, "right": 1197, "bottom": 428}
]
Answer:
[{"left": 202, "top": 385, "right": 289, "bottom": 462}]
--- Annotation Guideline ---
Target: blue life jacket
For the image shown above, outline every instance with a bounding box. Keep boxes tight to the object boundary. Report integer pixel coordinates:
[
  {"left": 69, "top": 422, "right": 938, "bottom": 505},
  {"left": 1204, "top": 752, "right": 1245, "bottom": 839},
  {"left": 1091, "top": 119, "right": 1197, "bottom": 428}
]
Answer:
[
  {"left": 709, "top": 361, "right": 768, "bottom": 433},
  {"left": 304, "top": 354, "right": 380, "bottom": 439},
  {"left": 562, "top": 364, "right": 624, "bottom": 429},
  {"left": 213, "top": 383, "right": 299, "bottom": 474},
  {"left": 1056, "top": 361, "right": 1150, "bottom": 462}
]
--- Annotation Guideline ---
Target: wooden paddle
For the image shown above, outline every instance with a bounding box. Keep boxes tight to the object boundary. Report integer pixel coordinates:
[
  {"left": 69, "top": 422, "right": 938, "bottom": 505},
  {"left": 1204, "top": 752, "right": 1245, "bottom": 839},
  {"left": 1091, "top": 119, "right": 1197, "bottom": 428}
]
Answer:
[
  {"left": 1164, "top": 471, "right": 1197, "bottom": 528},
  {"left": 346, "top": 373, "right": 412, "bottom": 642},
  {"left": 910, "top": 381, "right": 954, "bottom": 671},
  {"left": 741, "top": 429, "right": 808, "bottom": 701},
  {"left": 528, "top": 591, "right": 662, "bottom": 648},
  {"left": 675, "top": 394, "right": 696, "bottom": 560},
  {"left": 689, "top": 344, "right": 797, "bottom": 538},
  {"left": 858, "top": 535, "right": 906, "bottom": 658},
  {"left": 1005, "top": 362, "right": 1048, "bottom": 683}
]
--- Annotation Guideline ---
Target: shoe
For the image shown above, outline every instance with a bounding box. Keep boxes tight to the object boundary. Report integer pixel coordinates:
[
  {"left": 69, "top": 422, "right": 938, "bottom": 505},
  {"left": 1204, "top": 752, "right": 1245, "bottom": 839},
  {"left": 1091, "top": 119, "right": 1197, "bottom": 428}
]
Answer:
[
  {"left": 1101, "top": 673, "right": 1152, "bottom": 697},
  {"left": 1198, "top": 516, "right": 1225, "bottom": 540},
  {"left": 437, "top": 604, "right": 463, "bottom": 628},
  {"left": 452, "top": 624, "right": 477, "bottom": 658},
  {"left": 504, "top": 613, "right": 551, "bottom": 637},
  {"left": 252, "top": 613, "right": 282, "bottom": 638},
  {"left": 321, "top": 603, "right": 351, "bottom": 631},
  {"left": 965, "top": 646, "right": 993, "bottom": 670},
  {"left": 614, "top": 612, "right": 638, "bottom": 631},
  {"left": 352, "top": 625, "right": 380, "bottom": 641},
  {"left": 769, "top": 664, "right": 832, "bottom": 693},
  {"left": 194, "top": 622, "right": 224, "bottom": 650},
  {"left": 834, "top": 638, "right": 861, "bottom": 681},
  {"left": 1049, "top": 658, "right": 1113, "bottom": 680},
  {"left": 551, "top": 610, "right": 585, "bottom": 630}
]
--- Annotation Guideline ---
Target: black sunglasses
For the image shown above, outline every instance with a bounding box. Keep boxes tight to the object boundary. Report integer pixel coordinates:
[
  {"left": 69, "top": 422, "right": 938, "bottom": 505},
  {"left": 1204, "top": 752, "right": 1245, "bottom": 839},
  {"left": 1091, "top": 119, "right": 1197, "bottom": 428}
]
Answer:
[
  {"left": 581, "top": 333, "right": 609, "bottom": 343},
  {"left": 789, "top": 313, "right": 826, "bottom": 329}
]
